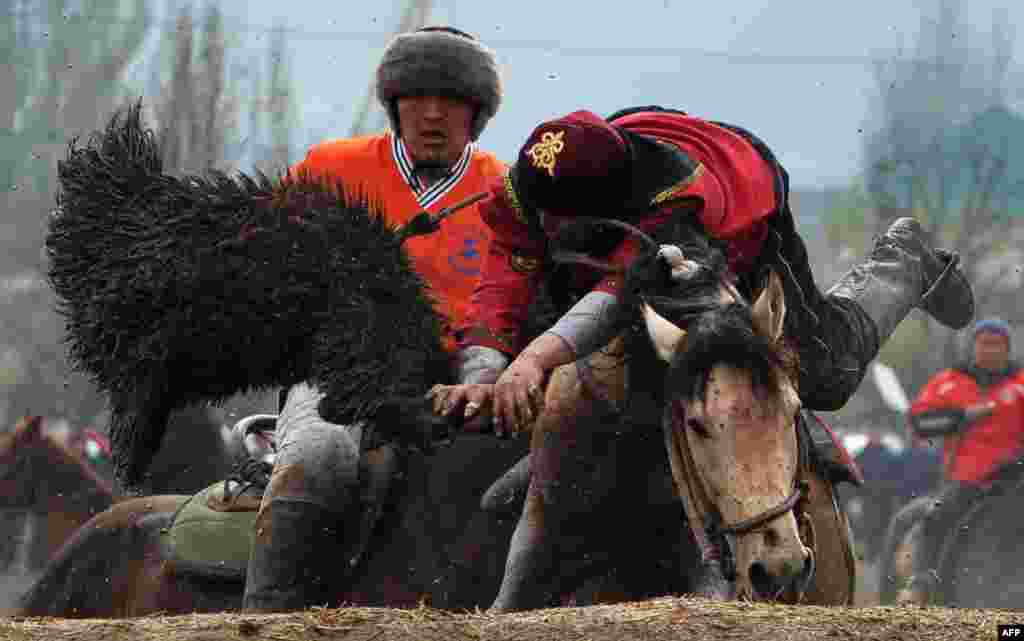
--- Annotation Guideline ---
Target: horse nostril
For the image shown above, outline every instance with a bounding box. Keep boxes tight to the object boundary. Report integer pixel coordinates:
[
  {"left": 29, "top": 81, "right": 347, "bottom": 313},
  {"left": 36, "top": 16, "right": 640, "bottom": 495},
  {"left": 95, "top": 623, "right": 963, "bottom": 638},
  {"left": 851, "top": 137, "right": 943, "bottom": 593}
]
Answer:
[
  {"left": 764, "top": 528, "right": 780, "bottom": 548},
  {"left": 749, "top": 561, "right": 775, "bottom": 596}
]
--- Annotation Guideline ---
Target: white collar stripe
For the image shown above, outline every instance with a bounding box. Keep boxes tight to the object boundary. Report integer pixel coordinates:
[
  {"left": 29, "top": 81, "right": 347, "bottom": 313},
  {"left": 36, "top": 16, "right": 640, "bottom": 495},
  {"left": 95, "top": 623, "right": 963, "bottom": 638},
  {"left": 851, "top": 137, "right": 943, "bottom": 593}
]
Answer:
[
  {"left": 417, "top": 144, "right": 473, "bottom": 208},
  {"left": 392, "top": 135, "right": 421, "bottom": 192},
  {"left": 391, "top": 133, "right": 474, "bottom": 209}
]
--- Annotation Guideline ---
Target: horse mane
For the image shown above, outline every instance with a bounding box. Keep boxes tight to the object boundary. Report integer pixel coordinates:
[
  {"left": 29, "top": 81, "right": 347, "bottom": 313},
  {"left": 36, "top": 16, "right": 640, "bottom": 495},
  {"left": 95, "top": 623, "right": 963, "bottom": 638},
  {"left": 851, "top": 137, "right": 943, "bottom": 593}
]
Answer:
[
  {"left": 551, "top": 215, "right": 799, "bottom": 407},
  {"left": 666, "top": 302, "right": 796, "bottom": 405}
]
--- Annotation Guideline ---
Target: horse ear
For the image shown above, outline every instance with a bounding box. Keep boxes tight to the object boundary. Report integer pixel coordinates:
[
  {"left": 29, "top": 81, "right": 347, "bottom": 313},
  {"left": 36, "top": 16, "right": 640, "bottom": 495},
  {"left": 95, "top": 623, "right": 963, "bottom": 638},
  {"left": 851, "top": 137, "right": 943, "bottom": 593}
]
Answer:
[
  {"left": 643, "top": 302, "right": 687, "bottom": 363},
  {"left": 751, "top": 270, "right": 786, "bottom": 343}
]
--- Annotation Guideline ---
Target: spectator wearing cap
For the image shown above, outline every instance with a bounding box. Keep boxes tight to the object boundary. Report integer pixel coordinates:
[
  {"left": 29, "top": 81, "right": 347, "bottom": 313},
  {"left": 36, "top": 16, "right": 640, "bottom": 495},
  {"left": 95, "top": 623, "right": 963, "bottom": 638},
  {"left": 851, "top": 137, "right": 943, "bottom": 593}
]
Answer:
[{"left": 899, "top": 318, "right": 1024, "bottom": 604}]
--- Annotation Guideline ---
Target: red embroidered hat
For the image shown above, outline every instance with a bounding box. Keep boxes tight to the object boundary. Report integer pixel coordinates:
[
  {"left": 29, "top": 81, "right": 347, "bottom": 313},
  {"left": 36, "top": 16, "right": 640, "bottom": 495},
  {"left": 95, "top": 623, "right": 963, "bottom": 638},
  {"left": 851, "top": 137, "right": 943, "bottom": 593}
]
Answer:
[{"left": 510, "top": 110, "right": 633, "bottom": 217}]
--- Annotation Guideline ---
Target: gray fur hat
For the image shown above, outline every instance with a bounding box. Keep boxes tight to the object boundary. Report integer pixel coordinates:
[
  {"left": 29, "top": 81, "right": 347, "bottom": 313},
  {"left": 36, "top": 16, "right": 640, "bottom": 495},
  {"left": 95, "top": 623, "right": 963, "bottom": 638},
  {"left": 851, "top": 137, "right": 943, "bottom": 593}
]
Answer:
[{"left": 376, "top": 26, "right": 502, "bottom": 141}]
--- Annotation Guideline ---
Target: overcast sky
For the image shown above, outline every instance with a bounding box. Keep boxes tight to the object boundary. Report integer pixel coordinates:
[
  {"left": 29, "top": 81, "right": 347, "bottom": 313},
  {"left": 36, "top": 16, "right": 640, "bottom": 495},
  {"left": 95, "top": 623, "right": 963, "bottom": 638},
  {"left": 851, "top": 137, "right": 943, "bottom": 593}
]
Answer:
[{"left": 150, "top": 0, "right": 1024, "bottom": 189}]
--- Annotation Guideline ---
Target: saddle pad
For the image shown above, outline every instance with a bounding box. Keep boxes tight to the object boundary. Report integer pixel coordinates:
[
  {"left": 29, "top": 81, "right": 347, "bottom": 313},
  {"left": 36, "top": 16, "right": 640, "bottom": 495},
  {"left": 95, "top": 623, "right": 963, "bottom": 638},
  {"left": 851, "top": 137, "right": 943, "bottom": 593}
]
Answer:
[{"left": 162, "top": 481, "right": 259, "bottom": 581}]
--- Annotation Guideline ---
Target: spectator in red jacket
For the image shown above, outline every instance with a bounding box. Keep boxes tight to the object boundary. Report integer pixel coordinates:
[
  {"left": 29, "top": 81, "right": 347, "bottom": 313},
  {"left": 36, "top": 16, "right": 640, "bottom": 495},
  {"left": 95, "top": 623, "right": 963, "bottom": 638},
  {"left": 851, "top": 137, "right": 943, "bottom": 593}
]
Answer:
[{"left": 899, "top": 318, "right": 1024, "bottom": 603}]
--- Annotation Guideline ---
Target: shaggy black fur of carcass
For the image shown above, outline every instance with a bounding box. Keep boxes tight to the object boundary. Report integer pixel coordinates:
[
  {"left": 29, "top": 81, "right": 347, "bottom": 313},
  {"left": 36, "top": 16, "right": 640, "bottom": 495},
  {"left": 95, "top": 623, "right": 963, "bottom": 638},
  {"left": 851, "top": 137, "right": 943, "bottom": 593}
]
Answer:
[{"left": 46, "top": 103, "right": 453, "bottom": 491}]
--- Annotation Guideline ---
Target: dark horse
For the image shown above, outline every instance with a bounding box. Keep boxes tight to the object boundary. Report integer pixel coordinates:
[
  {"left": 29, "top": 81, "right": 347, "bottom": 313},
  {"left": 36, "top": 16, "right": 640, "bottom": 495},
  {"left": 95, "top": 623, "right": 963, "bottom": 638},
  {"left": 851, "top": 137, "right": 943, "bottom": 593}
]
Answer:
[
  {"left": 33, "top": 103, "right": 854, "bottom": 615},
  {"left": 15, "top": 427, "right": 701, "bottom": 617},
  {"left": 28, "top": 102, "right": 705, "bottom": 617},
  {"left": 877, "top": 456, "right": 1024, "bottom": 609},
  {"left": 21, "top": 226, "right": 854, "bottom": 617}
]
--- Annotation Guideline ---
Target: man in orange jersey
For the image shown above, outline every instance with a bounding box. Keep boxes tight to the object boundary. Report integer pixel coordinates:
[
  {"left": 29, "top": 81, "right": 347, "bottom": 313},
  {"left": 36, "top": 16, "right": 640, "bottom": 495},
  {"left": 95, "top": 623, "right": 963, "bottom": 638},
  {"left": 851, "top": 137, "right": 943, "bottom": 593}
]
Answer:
[{"left": 241, "top": 26, "right": 509, "bottom": 612}]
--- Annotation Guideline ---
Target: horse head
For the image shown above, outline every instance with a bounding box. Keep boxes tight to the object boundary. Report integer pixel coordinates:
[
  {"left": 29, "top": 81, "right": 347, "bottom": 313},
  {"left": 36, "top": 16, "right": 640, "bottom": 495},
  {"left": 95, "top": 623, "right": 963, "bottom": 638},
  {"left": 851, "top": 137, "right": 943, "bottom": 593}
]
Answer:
[
  {"left": 550, "top": 216, "right": 813, "bottom": 601},
  {"left": 645, "top": 268, "right": 812, "bottom": 600},
  {"left": 0, "top": 416, "right": 114, "bottom": 512}
]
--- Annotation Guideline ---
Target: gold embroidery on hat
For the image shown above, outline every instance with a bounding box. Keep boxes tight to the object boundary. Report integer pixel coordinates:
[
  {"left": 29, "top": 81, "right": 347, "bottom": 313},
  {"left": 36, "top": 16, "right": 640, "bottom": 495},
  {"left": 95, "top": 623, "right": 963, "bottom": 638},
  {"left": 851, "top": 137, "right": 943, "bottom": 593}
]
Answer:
[
  {"left": 526, "top": 130, "right": 566, "bottom": 177},
  {"left": 503, "top": 172, "right": 528, "bottom": 224},
  {"left": 651, "top": 162, "right": 705, "bottom": 206}
]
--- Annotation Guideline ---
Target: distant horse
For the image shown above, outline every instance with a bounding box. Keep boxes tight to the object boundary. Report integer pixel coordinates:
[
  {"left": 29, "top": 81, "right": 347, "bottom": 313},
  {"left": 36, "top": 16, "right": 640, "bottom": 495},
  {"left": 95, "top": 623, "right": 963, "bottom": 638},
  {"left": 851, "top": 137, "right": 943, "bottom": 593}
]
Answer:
[
  {"left": 877, "top": 457, "right": 1024, "bottom": 609},
  {"left": 0, "top": 416, "right": 114, "bottom": 573}
]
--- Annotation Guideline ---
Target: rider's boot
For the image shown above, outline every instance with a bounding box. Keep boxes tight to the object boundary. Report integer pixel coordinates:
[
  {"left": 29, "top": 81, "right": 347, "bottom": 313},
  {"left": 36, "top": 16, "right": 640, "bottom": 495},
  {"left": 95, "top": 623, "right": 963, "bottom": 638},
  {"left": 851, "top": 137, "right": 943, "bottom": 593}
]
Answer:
[
  {"left": 242, "top": 383, "right": 362, "bottom": 613},
  {"left": 768, "top": 214, "right": 972, "bottom": 485},
  {"left": 827, "top": 216, "right": 974, "bottom": 347},
  {"left": 242, "top": 496, "right": 352, "bottom": 611}
]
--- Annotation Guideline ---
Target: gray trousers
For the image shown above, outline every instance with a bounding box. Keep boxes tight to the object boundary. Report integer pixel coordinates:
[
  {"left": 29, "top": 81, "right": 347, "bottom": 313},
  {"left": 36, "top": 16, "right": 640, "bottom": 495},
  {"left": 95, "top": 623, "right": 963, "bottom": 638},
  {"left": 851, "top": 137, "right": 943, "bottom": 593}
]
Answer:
[{"left": 262, "top": 382, "right": 363, "bottom": 509}]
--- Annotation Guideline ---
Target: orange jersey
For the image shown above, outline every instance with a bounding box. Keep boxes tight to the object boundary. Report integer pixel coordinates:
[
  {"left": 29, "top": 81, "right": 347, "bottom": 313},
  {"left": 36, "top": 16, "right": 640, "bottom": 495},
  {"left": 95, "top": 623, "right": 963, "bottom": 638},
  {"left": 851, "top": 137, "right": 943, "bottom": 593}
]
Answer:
[{"left": 290, "top": 133, "right": 507, "bottom": 352}]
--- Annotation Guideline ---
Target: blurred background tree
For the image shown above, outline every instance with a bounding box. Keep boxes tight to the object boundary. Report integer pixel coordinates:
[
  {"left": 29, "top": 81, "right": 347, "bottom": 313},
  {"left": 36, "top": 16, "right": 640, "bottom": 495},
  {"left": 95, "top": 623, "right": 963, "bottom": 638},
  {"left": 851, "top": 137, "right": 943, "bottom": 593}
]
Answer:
[
  {"left": 821, "top": 0, "right": 1022, "bottom": 420},
  {"left": 0, "top": 0, "right": 296, "bottom": 429}
]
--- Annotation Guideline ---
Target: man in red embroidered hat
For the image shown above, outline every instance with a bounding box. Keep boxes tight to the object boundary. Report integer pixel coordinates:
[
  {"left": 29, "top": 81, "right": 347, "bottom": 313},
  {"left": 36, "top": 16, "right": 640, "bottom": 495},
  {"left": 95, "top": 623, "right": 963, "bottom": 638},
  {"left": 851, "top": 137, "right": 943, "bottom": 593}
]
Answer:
[
  {"left": 430, "top": 105, "right": 974, "bottom": 610},
  {"left": 239, "top": 25, "right": 507, "bottom": 613}
]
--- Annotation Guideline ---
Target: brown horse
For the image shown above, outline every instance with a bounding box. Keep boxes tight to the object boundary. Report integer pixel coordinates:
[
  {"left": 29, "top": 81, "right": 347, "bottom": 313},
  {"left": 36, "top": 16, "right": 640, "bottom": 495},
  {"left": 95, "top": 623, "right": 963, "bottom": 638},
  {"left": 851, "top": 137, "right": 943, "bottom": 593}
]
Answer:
[
  {"left": 0, "top": 408, "right": 239, "bottom": 578},
  {"left": 0, "top": 416, "right": 115, "bottom": 574},
  {"left": 15, "top": 428, "right": 701, "bottom": 618}
]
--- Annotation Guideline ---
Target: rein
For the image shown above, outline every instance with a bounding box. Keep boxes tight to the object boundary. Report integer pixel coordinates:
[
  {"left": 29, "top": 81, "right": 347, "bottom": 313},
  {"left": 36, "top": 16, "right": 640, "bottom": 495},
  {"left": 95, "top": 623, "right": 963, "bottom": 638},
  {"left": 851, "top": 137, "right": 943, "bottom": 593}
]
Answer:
[{"left": 707, "top": 481, "right": 809, "bottom": 538}]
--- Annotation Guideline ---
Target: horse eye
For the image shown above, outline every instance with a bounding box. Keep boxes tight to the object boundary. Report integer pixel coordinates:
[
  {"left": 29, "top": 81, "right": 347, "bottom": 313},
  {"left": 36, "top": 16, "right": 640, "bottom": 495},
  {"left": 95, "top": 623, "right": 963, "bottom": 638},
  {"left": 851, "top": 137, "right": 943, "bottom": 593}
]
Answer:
[{"left": 687, "top": 418, "right": 710, "bottom": 438}]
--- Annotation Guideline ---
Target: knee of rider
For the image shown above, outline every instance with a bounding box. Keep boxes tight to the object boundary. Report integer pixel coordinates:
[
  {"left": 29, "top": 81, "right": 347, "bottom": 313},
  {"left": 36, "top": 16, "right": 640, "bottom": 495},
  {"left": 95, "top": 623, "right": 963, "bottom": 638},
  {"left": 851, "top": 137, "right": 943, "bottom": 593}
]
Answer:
[
  {"left": 799, "top": 359, "right": 864, "bottom": 412},
  {"left": 268, "top": 445, "right": 358, "bottom": 502}
]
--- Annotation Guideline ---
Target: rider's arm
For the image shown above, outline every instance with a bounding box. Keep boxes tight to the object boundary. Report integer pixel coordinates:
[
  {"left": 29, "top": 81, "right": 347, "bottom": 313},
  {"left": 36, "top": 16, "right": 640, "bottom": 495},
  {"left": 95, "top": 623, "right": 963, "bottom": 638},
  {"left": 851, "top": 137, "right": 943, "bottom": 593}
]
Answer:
[
  {"left": 454, "top": 175, "right": 547, "bottom": 368},
  {"left": 543, "top": 200, "right": 701, "bottom": 362},
  {"left": 455, "top": 346, "right": 508, "bottom": 385},
  {"left": 908, "top": 369, "right": 987, "bottom": 438}
]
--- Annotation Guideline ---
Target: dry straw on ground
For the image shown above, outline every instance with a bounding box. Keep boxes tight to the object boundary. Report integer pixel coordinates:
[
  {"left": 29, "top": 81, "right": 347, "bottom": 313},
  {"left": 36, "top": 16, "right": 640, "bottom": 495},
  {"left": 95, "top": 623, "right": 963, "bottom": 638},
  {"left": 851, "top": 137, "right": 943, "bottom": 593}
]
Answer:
[{"left": 0, "top": 596, "right": 1013, "bottom": 641}]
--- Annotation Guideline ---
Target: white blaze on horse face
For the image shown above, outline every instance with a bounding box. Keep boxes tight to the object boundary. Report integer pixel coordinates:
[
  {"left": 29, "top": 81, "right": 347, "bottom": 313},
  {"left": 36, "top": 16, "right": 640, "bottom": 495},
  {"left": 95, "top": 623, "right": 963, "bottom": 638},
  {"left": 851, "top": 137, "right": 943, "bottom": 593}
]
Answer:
[{"left": 682, "top": 362, "right": 807, "bottom": 598}]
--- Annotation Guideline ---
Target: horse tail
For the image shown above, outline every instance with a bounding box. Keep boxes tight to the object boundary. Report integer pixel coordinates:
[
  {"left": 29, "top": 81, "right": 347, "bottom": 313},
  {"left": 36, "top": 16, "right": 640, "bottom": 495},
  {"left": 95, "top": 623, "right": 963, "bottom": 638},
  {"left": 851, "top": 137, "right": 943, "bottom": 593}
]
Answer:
[{"left": 16, "top": 496, "right": 185, "bottom": 618}]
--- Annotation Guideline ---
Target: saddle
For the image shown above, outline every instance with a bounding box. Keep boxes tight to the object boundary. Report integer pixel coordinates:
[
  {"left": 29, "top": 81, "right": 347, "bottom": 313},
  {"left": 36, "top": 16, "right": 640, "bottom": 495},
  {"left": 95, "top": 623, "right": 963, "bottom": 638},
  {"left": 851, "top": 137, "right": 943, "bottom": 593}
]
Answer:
[
  {"left": 160, "top": 417, "right": 277, "bottom": 582},
  {"left": 161, "top": 414, "right": 408, "bottom": 582}
]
